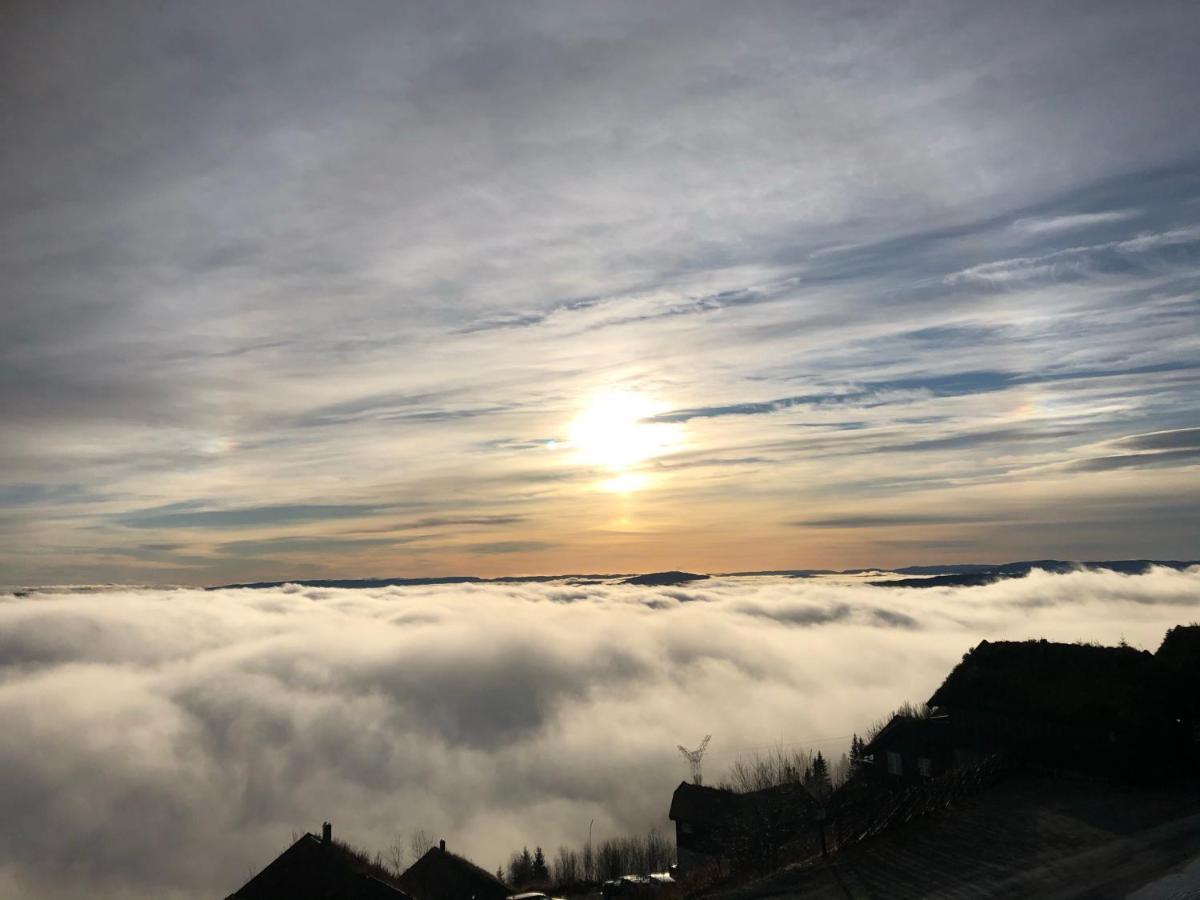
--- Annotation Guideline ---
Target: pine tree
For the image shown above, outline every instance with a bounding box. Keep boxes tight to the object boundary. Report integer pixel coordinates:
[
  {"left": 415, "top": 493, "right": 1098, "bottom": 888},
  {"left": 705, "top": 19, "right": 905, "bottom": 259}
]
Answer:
[
  {"left": 509, "top": 847, "right": 535, "bottom": 886},
  {"left": 532, "top": 846, "right": 549, "bottom": 882},
  {"left": 810, "top": 751, "right": 831, "bottom": 797},
  {"left": 848, "top": 734, "right": 866, "bottom": 776}
]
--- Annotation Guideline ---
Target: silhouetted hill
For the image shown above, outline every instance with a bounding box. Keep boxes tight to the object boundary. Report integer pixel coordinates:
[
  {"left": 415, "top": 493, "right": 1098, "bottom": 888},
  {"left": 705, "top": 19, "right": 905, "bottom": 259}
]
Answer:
[
  {"left": 872, "top": 573, "right": 1012, "bottom": 588},
  {"left": 720, "top": 569, "right": 836, "bottom": 577},
  {"left": 871, "top": 558, "right": 1197, "bottom": 587},
  {"left": 216, "top": 576, "right": 487, "bottom": 590},
  {"left": 211, "top": 559, "right": 1194, "bottom": 591},
  {"left": 213, "top": 574, "right": 629, "bottom": 590},
  {"left": 622, "top": 571, "right": 710, "bottom": 586}
]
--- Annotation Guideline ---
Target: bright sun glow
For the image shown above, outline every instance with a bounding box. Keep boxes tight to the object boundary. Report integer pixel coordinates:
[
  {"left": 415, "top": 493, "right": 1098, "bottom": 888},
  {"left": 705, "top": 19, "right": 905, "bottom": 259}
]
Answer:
[
  {"left": 567, "top": 391, "right": 681, "bottom": 489},
  {"left": 600, "top": 472, "right": 648, "bottom": 494}
]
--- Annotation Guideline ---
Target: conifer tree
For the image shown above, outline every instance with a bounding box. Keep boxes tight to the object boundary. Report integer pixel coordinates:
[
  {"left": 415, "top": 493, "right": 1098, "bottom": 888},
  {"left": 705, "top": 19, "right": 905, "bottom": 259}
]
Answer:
[
  {"left": 533, "top": 846, "right": 549, "bottom": 882},
  {"left": 810, "top": 751, "right": 831, "bottom": 797},
  {"left": 509, "top": 847, "right": 535, "bottom": 886},
  {"left": 848, "top": 734, "right": 867, "bottom": 776}
]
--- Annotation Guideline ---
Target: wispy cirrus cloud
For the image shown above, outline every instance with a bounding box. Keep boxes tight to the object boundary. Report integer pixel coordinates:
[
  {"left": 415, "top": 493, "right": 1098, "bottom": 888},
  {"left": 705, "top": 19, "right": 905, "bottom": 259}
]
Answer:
[
  {"left": 945, "top": 226, "right": 1200, "bottom": 284},
  {"left": 118, "top": 502, "right": 395, "bottom": 530},
  {"left": 1011, "top": 209, "right": 1140, "bottom": 234}
]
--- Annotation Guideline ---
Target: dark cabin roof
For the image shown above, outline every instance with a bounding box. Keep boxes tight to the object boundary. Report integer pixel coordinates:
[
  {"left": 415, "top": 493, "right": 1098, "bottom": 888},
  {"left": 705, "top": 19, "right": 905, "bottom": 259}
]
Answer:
[
  {"left": 228, "top": 833, "right": 412, "bottom": 900},
  {"left": 669, "top": 781, "right": 820, "bottom": 830},
  {"left": 861, "top": 713, "right": 951, "bottom": 757},
  {"left": 927, "top": 639, "right": 1172, "bottom": 725},
  {"left": 669, "top": 782, "right": 744, "bottom": 826},
  {"left": 396, "top": 844, "right": 510, "bottom": 900}
]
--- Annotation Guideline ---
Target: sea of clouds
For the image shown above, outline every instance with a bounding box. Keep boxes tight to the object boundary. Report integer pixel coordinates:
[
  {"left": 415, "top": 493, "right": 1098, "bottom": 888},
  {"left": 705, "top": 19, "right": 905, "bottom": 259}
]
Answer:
[{"left": 1, "top": 568, "right": 1198, "bottom": 899}]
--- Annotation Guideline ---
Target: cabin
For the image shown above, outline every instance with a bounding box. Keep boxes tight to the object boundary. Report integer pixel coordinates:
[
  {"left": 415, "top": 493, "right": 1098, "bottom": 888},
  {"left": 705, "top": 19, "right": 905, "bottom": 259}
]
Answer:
[
  {"left": 668, "top": 783, "right": 740, "bottom": 874},
  {"left": 860, "top": 713, "right": 959, "bottom": 781},
  {"left": 396, "top": 840, "right": 511, "bottom": 900},
  {"left": 669, "top": 781, "right": 820, "bottom": 875},
  {"left": 926, "top": 638, "right": 1188, "bottom": 779},
  {"left": 227, "top": 822, "right": 413, "bottom": 900}
]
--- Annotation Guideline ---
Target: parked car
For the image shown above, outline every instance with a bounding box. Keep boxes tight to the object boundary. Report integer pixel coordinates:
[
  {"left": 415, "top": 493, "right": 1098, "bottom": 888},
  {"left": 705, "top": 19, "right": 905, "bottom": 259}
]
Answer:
[{"left": 601, "top": 874, "right": 675, "bottom": 900}]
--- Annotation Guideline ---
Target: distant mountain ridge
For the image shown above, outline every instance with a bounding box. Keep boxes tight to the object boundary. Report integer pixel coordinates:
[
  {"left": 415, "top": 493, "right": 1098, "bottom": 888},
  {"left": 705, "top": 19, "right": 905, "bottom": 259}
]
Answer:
[
  {"left": 621, "top": 571, "right": 709, "bottom": 586},
  {"left": 210, "top": 574, "right": 627, "bottom": 590},
  {"left": 211, "top": 559, "right": 1196, "bottom": 591},
  {"left": 868, "top": 558, "right": 1198, "bottom": 588}
]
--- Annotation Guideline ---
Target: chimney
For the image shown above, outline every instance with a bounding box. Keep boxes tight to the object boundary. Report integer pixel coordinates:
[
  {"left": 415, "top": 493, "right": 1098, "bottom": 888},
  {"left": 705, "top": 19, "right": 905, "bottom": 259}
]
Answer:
[
  {"left": 439, "top": 839, "right": 446, "bottom": 853},
  {"left": 322, "top": 822, "right": 332, "bottom": 844}
]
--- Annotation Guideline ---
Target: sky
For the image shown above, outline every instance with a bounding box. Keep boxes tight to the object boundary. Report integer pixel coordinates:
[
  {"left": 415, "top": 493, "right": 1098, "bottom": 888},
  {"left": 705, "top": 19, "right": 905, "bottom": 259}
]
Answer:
[
  {"left": 2, "top": 0, "right": 1199, "bottom": 584},
  {"left": 1, "top": 570, "right": 1197, "bottom": 898}
]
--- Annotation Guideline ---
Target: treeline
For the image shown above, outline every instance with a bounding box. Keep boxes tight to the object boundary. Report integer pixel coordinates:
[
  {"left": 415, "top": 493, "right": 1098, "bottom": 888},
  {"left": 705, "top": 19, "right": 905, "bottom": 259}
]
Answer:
[
  {"left": 503, "top": 829, "right": 674, "bottom": 888},
  {"left": 717, "top": 746, "right": 844, "bottom": 798},
  {"left": 715, "top": 724, "right": 911, "bottom": 799}
]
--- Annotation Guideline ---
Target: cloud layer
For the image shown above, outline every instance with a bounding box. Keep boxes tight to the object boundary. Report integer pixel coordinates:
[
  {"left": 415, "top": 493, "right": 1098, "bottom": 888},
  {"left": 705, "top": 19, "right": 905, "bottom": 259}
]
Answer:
[{"left": 1, "top": 569, "right": 1197, "bottom": 898}]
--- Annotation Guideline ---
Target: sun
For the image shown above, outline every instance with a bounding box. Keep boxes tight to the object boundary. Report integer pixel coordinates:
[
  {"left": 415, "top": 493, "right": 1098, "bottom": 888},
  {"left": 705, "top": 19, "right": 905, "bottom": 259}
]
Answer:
[{"left": 567, "top": 391, "right": 681, "bottom": 487}]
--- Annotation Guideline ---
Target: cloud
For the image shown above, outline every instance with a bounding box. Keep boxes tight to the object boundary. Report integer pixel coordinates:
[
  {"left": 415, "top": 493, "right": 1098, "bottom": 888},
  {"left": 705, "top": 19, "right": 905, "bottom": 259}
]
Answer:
[
  {"left": 217, "top": 536, "right": 410, "bottom": 557},
  {"left": 736, "top": 601, "right": 854, "bottom": 627},
  {"left": 394, "top": 516, "right": 527, "bottom": 531},
  {"left": 0, "top": 570, "right": 1197, "bottom": 899},
  {"left": 1110, "top": 428, "right": 1200, "bottom": 452},
  {"left": 651, "top": 372, "right": 1014, "bottom": 424},
  {"left": 119, "top": 503, "right": 392, "bottom": 529},
  {"left": 1064, "top": 447, "right": 1200, "bottom": 472},
  {"left": 1011, "top": 210, "right": 1140, "bottom": 234},
  {"left": 464, "top": 541, "right": 557, "bottom": 555},
  {"left": 1057, "top": 428, "right": 1200, "bottom": 473},
  {"left": 793, "top": 514, "right": 995, "bottom": 528},
  {"left": 945, "top": 226, "right": 1200, "bottom": 284},
  {"left": 0, "top": 484, "right": 95, "bottom": 508}
]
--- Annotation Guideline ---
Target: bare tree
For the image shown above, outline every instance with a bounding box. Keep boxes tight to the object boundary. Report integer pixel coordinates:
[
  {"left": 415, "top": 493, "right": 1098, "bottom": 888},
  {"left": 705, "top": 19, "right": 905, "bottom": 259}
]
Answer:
[
  {"left": 385, "top": 834, "right": 407, "bottom": 875},
  {"left": 581, "top": 837, "right": 595, "bottom": 882},
  {"left": 552, "top": 845, "right": 579, "bottom": 884},
  {"left": 721, "top": 746, "right": 817, "bottom": 793},
  {"left": 589, "top": 830, "right": 674, "bottom": 880},
  {"left": 409, "top": 827, "right": 434, "bottom": 860}
]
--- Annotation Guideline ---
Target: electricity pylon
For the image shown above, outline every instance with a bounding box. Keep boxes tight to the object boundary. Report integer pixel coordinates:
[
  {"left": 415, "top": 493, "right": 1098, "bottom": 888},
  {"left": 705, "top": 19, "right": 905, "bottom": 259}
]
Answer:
[{"left": 678, "top": 735, "right": 712, "bottom": 785}]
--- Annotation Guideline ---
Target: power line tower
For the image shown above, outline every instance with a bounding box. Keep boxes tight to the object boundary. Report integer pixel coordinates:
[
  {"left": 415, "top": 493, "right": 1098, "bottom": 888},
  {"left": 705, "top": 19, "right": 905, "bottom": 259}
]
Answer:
[{"left": 678, "top": 735, "right": 712, "bottom": 785}]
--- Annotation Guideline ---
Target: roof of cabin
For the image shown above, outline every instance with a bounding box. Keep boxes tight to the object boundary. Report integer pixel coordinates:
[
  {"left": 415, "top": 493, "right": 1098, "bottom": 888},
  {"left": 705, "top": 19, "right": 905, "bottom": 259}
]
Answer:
[
  {"left": 861, "top": 713, "right": 951, "bottom": 757},
  {"left": 669, "top": 780, "right": 820, "bottom": 830},
  {"left": 396, "top": 844, "right": 510, "bottom": 900},
  {"left": 228, "top": 833, "right": 412, "bottom": 900}
]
